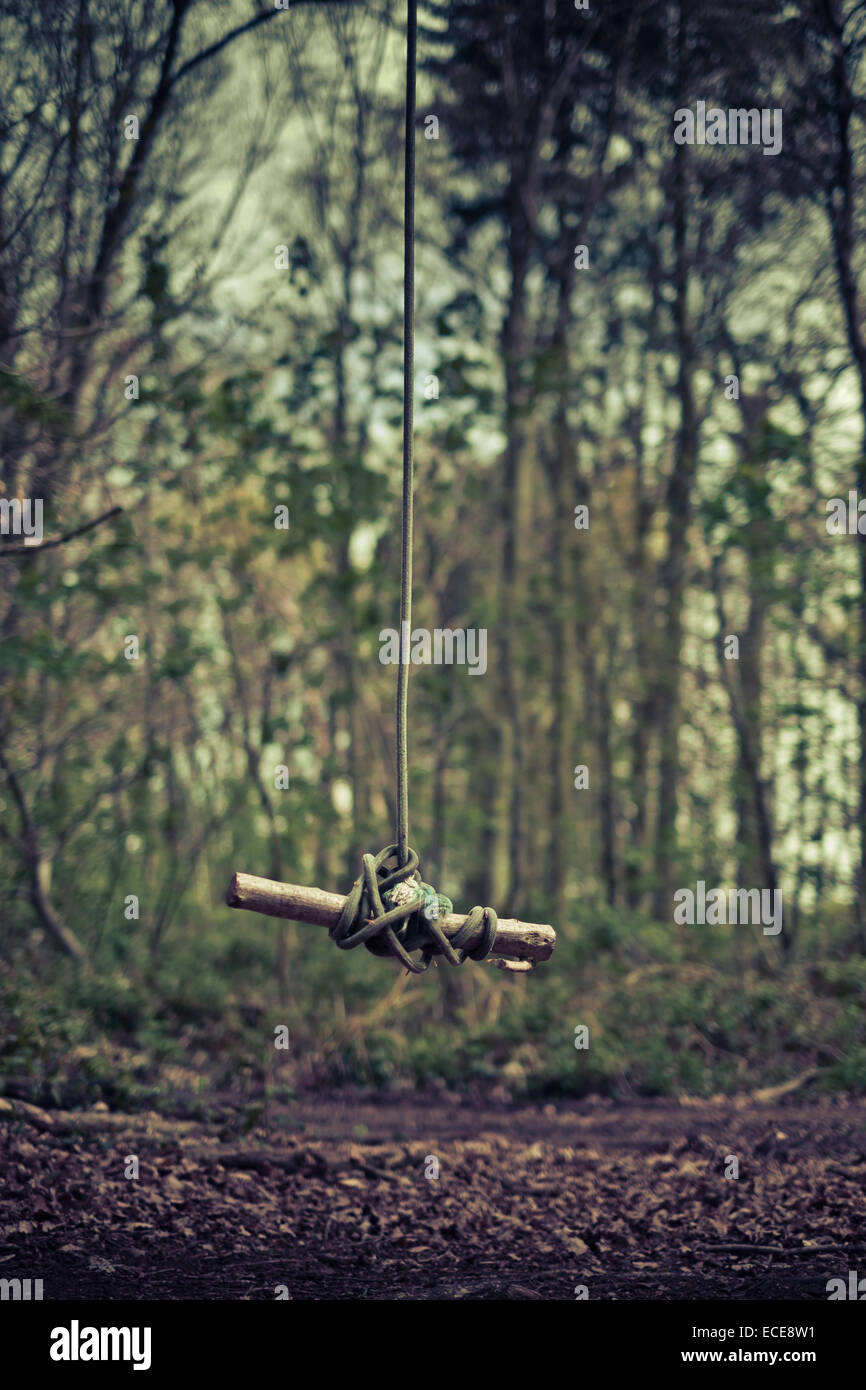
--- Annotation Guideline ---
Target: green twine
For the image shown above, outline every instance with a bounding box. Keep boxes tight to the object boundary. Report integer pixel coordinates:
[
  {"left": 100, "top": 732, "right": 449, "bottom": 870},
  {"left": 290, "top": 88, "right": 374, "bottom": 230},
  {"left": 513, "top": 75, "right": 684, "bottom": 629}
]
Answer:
[{"left": 331, "top": 844, "right": 497, "bottom": 975}]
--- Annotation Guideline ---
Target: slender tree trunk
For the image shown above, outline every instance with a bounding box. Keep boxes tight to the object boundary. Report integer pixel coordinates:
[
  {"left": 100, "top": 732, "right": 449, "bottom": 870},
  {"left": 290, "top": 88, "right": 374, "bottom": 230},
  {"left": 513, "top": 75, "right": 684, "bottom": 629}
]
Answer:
[
  {"left": 652, "top": 124, "right": 699, "bottom": 919},
  {"left": 735, "top": 558, "right": 769, "bottom": 888},
  {"left": 596, "top": 666, "right": 617, "bottom": 907},
  {"left": 711, "top": 562, "right": 780, "bottom": 939},
  {"left": 824, "top": 10, "right": 866, "bottom": 941},
  {"left": 627, "top": 396, "right": 655, "bottom": 911},
  {"left": 544, "top": 235, "right": 579, "bottom": 924},
  {"left": 498, "top": 189, "right": 533, "bottom": 913}
]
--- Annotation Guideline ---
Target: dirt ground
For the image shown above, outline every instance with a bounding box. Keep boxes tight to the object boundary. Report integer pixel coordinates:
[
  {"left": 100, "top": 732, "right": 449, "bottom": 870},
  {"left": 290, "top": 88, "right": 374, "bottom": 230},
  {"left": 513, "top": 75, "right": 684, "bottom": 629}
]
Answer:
[{"left": 2, "top": 1092, "right": 865, "bottom": 1300}]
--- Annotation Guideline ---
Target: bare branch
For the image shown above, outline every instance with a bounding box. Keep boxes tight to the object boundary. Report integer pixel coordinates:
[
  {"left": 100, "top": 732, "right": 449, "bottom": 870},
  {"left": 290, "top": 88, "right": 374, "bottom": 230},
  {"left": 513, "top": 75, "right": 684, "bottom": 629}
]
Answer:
[
  {"left": 0, "top": 740, "right": 86, "bottom": 959},
  {"left": 0, "top": 505, "right": 124, "bottom": 557},
  {"left": 169, "top": 0, "right": 361, "bottom": 93}
]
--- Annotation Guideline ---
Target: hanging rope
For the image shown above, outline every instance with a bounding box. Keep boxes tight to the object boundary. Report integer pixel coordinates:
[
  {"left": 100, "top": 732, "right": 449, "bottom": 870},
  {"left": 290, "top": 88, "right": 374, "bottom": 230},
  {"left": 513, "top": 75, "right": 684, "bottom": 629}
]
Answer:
[
  {"left": 331, "top": 0, "right": 498, "bottom": 973},
  {"left": 396, "top": 0, "right": 417, "bottom": 871}
]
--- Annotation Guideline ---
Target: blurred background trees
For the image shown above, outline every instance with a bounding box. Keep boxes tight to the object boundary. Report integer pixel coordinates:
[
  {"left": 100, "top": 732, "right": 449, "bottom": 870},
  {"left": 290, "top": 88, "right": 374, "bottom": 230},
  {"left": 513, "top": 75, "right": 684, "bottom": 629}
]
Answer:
[{"left": 2, "top": 0, "right": 865, "bottom": 1104}]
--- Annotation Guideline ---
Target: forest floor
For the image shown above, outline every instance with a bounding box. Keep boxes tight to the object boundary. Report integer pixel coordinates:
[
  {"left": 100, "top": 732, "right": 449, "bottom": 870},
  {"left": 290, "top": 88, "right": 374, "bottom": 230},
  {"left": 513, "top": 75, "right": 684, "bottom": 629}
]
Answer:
[{"left": 1, "top": 1091, "right": 865, "bottom": 1301}]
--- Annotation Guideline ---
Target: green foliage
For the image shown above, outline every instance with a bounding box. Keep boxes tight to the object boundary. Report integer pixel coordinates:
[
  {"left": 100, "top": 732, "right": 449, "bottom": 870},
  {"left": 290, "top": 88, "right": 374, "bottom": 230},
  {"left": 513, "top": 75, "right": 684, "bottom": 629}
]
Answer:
[
  {"left": 1, "top": 0, "right": 864, "bottom": 1125},
  {"left": 2, "top": 906, "right": 863, "bottom": 1109}
]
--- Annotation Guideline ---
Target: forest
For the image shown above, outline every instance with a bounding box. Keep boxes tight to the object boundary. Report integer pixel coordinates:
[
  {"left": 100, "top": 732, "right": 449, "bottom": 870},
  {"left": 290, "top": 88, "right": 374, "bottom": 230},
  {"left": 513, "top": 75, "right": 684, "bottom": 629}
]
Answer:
[{"left": 2, "top": 0, "right": 866, "bottom": 1117}]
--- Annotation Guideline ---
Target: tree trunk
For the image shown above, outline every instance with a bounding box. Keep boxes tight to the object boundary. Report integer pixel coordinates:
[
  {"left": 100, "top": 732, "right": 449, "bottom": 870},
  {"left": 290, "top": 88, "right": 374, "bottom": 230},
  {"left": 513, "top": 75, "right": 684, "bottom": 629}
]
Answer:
[
  {"left": 824, "top": 7, "right": 866, "bottom": 941},
  {"left": 652, "top": 121, "right": 699, "bottom": 919}
]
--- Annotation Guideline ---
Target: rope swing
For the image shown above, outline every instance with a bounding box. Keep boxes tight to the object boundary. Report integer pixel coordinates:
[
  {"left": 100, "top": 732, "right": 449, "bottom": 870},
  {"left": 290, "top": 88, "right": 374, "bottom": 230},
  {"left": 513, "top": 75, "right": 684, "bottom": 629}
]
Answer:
[{"left": 327, "top": 0, "right": 498, "bottom": 974}]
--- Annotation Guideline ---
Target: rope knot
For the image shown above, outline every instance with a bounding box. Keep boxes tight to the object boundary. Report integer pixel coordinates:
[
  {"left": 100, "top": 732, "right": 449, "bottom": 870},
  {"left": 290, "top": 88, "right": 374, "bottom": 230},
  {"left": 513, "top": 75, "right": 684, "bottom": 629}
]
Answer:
[{"left": 329, "top": 844, "right": 497, "bottom": 974}]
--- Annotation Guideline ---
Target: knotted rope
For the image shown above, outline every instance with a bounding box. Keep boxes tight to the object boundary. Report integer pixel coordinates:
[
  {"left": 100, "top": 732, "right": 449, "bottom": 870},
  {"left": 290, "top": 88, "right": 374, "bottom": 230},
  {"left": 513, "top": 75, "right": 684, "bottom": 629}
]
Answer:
[
  {"left": 333, "top": 3, "right": 499, "bottom": 974},
  {"left": 331, "top": 844, "right": 497, "bottom": 974}
]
